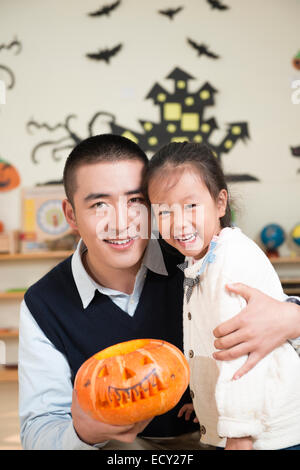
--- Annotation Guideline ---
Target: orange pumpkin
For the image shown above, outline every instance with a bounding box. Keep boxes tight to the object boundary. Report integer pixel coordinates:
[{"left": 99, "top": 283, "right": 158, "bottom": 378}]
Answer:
[
  {"left": 74, "top": 339, "right": 190, "bottom": 425},
  {"left": 0, "top": 159, "right": 21, "bottom": 192}
]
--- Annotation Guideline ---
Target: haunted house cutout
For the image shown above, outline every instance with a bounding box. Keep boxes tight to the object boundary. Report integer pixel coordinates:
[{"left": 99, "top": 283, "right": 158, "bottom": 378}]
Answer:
[{"left": 110, "top": 67, "right": 257, "bottom": 183}]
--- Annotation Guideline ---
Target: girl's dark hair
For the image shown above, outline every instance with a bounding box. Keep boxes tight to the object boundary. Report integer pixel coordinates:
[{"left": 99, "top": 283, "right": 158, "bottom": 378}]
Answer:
[{"left": 144, "top": 141, "right": 232, "bottom": 228}]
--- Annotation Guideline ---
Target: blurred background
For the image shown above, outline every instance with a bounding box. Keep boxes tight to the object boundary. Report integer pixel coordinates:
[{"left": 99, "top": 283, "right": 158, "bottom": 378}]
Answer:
[{"left": 0, "top": 0, "right": 299, "bottom": 450}]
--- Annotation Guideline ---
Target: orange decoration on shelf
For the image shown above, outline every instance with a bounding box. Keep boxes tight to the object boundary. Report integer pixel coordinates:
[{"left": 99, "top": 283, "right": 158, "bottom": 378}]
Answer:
[
  {"left": 0, "top": 159, "right": 21, "bottom": 192},
  {"left": 74, "top": 339, "right": 190, "bottom": 425}
]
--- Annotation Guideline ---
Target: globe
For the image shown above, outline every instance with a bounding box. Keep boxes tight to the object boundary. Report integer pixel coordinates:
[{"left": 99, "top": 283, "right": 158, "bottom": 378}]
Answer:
[
  {"left": 260, "top": 224, "right": 285, "bottom": 250},
  {"left": 291, "top": 224, "right": 300, "bottom": 246}
]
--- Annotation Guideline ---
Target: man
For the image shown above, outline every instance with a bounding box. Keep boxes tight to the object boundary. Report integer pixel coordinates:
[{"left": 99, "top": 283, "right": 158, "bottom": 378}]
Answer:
[{"left": 18, "top": 134, "right": 300, "bottom": 450}]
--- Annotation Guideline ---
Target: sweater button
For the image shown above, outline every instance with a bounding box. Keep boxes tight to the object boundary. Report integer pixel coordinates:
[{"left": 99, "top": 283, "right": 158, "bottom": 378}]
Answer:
[
  {"left": 200, "top": 425, "right": 206, "bottom": 435},
  {"left": 189, "top": 350, "right": 194, "bottom": 358},
  {"left": 187, "top": 312, "right": 192, "bottom": 320}
]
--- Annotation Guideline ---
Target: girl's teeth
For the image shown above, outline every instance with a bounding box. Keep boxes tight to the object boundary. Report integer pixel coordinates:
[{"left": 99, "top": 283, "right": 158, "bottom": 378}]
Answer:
[{"left": 180, "top": 233, "right": 196, "bottom": 242}]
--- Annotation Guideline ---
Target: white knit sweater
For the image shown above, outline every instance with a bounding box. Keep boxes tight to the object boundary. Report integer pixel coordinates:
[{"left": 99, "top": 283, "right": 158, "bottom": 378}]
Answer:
[{"left": 182, "top": 227, "right": 300, "bottom": 450}]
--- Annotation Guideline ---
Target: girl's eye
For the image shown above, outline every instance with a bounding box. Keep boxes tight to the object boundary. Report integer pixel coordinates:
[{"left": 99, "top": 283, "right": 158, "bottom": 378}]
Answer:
[
  {"left": 185, "top": 203, "right": 197, "bottom": 210},
  {"left": 159, "top": 210, "right": 171, "bottom": 217}
]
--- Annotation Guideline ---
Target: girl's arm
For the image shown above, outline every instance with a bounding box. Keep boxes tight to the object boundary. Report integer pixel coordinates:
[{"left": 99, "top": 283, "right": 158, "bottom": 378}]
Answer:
[{"left": 213, "top": 284, "right": 300, "bottom": 379}]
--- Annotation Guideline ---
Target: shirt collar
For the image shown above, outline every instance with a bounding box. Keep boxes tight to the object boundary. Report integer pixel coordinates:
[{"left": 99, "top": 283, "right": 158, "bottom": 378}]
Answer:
[{"left": 71, "top": 237, "right": 168, "bottom": 309}]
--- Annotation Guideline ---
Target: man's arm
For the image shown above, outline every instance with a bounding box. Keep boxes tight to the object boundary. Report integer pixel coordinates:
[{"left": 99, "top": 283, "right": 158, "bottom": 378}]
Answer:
[
  {"left": 213, "top": 283, "right": 300, "bottom": 379},
  {"left": 19, "top": 301, "right": 151, "bottom": 449},
  {"left": 19, "top": 300, "right": 98, "bottom": 450}
]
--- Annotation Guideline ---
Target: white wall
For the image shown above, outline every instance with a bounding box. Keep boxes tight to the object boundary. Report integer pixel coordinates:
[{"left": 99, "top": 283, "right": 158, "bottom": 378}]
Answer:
[{"left": 0, "top": 0, "right": 299, "bottom": 245}]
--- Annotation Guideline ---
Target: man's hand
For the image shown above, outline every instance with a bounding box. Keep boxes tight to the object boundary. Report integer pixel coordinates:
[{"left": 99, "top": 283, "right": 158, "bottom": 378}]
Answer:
[
  {"left": 225, "top": 437, "right": 253, "bottom": 450},
  {"left": 213, "top": 283, "right": 300, "bottom": 379},
  {"left": 71, "top": 389, "right": 152, "bottom": 446}
]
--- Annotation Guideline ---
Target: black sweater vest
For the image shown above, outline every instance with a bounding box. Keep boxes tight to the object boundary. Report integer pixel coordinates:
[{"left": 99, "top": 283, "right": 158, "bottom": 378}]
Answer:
[{"left": 24, "top": 245, "right": 199, "bottom": 438}]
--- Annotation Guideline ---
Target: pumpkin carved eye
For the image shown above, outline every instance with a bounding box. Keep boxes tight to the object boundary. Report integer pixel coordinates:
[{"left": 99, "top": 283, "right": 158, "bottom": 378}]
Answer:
[{"left": 75, "top": 339, "right": 190, "bottom": 425}]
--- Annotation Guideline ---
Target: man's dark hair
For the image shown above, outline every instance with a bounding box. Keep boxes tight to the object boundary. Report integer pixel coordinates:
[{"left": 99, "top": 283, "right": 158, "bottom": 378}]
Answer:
[{"left": 63, "top": 134, "right": 148, "bottom": 206}]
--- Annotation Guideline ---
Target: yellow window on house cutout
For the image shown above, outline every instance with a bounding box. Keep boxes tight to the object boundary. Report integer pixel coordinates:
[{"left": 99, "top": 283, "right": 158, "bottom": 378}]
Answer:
[
  {"left": 122, "top": 131, "right": 138, "bottom": 144},
  {"left": 200, "top": 90, "right": 210, "bottom": 100},
  {"left": 144, "top": 122, "right": 153, "bottom": 131},
  {"left": 164, "top": 103, "right": 182, "bottom": 121},
  {"left": 157, "top": 93, "right": 166, "bottom": 102},
  {"left": 167, "top": 124, "right": 177, "bottom": 133},
  {"left": 148, "top": 136, "right": 158, "bottom": 146},
  {"left": 177, "top": 80, "right": 186, "bottom": 89},
  {"left": 171, "top": 136, "right": 189, "bottom": 143},
  {"left": 181, "top": 113, "right": 199, "bottom": 131}
]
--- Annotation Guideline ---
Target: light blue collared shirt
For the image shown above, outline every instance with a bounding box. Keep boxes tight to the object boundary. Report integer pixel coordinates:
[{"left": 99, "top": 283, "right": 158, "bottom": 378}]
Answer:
[{"left": 18, "top": 238, "right": 168, "bottom": 450}]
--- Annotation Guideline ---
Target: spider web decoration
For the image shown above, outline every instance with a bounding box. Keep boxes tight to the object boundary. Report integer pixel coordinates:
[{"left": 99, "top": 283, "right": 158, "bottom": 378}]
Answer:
[{"left": 109, "top": 67, "right": 257, "bottom": 183}]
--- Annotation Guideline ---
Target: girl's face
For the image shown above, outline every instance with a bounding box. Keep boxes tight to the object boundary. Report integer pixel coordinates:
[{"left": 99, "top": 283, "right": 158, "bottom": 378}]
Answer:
[{"left": 148, "top": 165, "right": 227, "bottom": 259}]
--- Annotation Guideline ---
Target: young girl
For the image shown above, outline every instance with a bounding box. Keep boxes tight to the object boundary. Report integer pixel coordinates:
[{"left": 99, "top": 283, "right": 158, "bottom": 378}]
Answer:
[{"left": 145, "top": 142, "right": 300, "bottom": 451}]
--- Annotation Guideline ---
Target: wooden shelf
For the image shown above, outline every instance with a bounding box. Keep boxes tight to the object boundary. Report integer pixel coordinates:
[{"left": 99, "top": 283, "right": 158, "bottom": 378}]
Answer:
[
  {"left": 270, "top": 257, "right": 300, "bottom": 265},
  {"left": 0, "top": 329, "right": 19, "bottom": 338},
  {"left": 0, "top": 251, "right": 73, "bottom": 261},
  {"left": 0, "top": 292, "right": 25, "bottom": 300},
  {"left": 0, "top": 367, "right": 18, "bottom": 382}
]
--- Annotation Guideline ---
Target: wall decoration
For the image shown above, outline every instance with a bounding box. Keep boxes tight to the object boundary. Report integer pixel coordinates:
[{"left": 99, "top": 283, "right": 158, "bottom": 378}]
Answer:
[
  {"left": 86, "top": 43, "right": 123, "bottom": 64},
  {"left": 158, "top": 7, "right": 184, "bottom": 21},
  {"left": 27, "top": 112, "right": 116, "bottom": 164},
  {"left": 292, "top": 51, "right": 300, "bottom": 70},
  {"left": 0, "top": 157, "right": 21, "bottom": 192},
  {"left": 88, "top": 1, "right": 121, "bottom": 17},
  {"left": 187, "top": 39, "right": 220, "bottom": 59},
  {"left": 27, "top": 67, "right": 254, "bottom": 183},
  {"left": 20, "top": 185, "right": 72, "bottom": 253},
  {"left": 206, "top": 0, "right": 229, "bottom": 10},
  {"left": 291, "top": 144, "right": 300, "bottom": 173},
  {"left": 109, "top": 67, "right": 255, "bottom": 183},
  {"left": 0, "top": 37, "right": 22, "bottom": 90}
]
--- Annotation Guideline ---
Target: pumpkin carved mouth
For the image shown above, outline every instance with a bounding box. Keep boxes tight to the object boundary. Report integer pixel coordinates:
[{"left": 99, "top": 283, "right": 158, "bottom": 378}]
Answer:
[
  {"left": 106, "top": 367, "right": 166, "bottom": 407},
  {"left": 75, "top": 339, "right": 190, "bottom": 425}
]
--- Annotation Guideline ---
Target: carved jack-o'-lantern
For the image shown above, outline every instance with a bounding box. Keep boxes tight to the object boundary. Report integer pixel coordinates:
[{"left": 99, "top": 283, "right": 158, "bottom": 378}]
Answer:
[
  {"left": 0, "top": 159, "right": 20, "bottom": 192},
  {"left": 74, "top": 339, "right": 190, "bottom": 425}
]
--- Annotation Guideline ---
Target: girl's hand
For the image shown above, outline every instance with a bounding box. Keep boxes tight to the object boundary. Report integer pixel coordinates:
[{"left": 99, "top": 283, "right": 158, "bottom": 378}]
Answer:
[
  {"left": 225, "top": 437, "right": 253, "bottom": 450},
  {"left": 177, "top": 403, "right": 199, "bottom": 423}
]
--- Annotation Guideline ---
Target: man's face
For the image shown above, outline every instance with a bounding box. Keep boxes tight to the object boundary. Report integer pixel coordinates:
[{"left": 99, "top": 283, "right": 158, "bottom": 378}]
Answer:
[{"left": 63, "top": 159, "right": 150, "bottom": 271}]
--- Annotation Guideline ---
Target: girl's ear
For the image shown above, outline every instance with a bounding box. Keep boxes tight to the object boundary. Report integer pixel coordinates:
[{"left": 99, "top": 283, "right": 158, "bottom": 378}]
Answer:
[{"left": 217, "top": 189, "right": 228, "bottom": 218}]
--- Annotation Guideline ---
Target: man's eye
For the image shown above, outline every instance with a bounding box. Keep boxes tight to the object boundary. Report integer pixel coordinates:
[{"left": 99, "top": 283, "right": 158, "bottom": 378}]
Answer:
[
  {"left": 92, "top": 201, "right": 108, "bottom": 209},
  {"left": 128, "top": 197, "right": 145, "bottom": 205}
]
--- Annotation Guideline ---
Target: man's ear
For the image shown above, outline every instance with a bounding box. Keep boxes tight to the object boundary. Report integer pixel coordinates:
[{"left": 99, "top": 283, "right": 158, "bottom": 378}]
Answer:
[
  {"left": 62, "top": 198, "right": 78, "bottom": 231},
  {"left": 217, "top": 189, "right": 228, "bottom": 218}
]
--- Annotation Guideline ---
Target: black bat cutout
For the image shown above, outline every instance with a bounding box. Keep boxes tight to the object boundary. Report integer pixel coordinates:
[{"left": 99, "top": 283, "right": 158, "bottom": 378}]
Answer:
[
  {"left": 86, "top": 43, "right": 123, "bottom": 64},
  {"left": 0, "top": 64, "right": 15, "bottom": 89},
  {"left": 158, "top": 7, "right": 183, "bottom": 20},
  {"left": 207, "top": 0, "right": 229, "bottom": 10},
  {"left": 88, "top": 0, "right": 121, "bottom": 17},
  {"left": 0, "top": 37, "right": 22, "bottom": 55},
  {"left": 291, "top": 146, "right": 300, "bottom": 157},
  {"left": 187, "top": 39, "right": 219, "bottom": 59}
]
